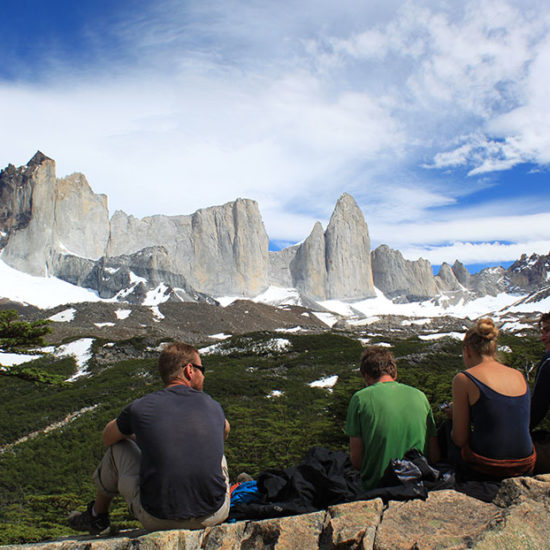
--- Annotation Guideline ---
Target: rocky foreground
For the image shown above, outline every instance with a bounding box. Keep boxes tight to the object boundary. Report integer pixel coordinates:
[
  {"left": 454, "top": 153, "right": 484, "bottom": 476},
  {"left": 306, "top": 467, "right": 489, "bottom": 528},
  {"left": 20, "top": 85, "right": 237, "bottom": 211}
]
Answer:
[{"left": 6, "top": 474, "right": 550, "bottom": 549}]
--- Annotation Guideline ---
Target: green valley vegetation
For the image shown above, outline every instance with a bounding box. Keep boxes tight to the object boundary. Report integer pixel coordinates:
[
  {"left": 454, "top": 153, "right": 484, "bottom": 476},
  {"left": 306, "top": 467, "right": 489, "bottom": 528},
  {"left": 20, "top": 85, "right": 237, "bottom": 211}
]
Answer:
[
  {"left": 0, "top": 309, "right": 51, "bottom": 351},
  {"left": 0, "top": 329, "right": 546, "bottom": 544},
  {"left": 0, "top": 309, "right": 57, "bottom": 384}
]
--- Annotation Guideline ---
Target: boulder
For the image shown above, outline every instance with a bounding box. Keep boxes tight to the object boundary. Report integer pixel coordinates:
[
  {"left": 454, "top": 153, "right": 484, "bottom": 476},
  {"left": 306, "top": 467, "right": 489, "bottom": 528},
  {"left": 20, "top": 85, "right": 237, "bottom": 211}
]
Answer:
[
  {"left": 7, "top": 478, "right": 550, "bottom": 549},
  {"left": 474, "top": 499, "right": 550, "bottom": 549},
  {"left": 202, "top": 522, "right": 246, "bottom": 550},
  {"left": 375, "top": 490, "right": 502, "bottom": 550},
  {"left": 320, "top": 499, "right": 383, "bottom": 549},
  {"left": 239, "top": 511, "right": 325, "bottom": 549}
]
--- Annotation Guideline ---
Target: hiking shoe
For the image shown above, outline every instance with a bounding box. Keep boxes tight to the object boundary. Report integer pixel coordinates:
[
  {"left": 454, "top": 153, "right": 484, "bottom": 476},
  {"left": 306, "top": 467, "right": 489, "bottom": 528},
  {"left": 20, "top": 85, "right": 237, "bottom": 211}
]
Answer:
[{"left": 68, "top": 500, "right": 111, "bottom": 536}]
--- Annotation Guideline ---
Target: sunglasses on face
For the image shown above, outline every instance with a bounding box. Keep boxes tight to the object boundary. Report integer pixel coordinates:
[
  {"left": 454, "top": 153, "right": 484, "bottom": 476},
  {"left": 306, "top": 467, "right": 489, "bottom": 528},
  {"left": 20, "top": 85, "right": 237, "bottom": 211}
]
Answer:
[{"left": 189, "top": 362, "right": 205, "bottom": 375}]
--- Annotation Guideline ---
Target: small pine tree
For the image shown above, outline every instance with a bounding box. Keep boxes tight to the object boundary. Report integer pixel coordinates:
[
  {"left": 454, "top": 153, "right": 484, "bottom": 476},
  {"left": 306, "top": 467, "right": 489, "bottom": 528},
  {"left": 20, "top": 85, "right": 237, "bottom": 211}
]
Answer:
[{"left": 0, "top": 310, "right": 52, "bottom": 351}]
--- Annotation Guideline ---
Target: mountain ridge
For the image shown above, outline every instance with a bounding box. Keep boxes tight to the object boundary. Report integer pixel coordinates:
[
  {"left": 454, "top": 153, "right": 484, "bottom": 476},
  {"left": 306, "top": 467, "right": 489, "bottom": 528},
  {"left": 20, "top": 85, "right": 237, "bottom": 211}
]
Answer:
[{"left": 1, "top": 152, "right": 549, "bottom": 311}]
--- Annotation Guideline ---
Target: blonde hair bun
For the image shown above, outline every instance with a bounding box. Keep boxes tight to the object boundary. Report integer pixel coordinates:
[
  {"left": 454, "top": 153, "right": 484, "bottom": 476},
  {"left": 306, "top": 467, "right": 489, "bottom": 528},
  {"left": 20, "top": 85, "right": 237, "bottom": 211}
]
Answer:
[{"left": 474, "top": 317, "right": 498, "bottom": 341}]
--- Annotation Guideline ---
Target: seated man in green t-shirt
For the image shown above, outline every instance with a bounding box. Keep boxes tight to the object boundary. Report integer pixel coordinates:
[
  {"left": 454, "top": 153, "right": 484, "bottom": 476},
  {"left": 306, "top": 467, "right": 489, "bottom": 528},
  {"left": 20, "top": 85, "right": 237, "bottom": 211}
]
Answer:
[{"left": 345, "top": 346, "right": 439, "bottom": 490}]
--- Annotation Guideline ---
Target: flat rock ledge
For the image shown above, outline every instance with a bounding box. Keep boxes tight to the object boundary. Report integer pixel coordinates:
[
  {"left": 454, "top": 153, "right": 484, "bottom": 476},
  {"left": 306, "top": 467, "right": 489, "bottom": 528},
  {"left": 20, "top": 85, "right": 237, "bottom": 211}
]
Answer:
[{"left": 6, "top": 475, "right": 550, "bottom": 550}]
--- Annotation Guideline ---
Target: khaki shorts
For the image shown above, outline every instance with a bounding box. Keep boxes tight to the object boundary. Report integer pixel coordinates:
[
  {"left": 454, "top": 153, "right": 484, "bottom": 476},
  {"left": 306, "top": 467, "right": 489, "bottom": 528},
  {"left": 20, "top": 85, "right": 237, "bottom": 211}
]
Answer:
[{"left": 93, "top": 439, "right": 230, "bottom": 531}]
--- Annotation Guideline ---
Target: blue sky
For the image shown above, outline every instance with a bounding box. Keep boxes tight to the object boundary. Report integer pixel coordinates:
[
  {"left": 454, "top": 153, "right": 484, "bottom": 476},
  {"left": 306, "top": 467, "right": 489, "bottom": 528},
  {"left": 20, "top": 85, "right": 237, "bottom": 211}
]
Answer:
[{"left": 1, "top": 0, "right": 549, "bottom": 272}]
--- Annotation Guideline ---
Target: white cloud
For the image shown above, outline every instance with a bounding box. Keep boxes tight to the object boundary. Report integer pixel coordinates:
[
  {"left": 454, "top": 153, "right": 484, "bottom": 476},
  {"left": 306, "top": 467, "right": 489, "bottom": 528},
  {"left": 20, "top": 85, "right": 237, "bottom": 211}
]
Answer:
[
  {"left": 375, "top": 212, "right": 550, "bottom": 248},
  {"left": 401, "top": 240, "right": 550, "bottom": 266},
  {"left": 0, "top": 0, "right": 549, "bottom": 262}
]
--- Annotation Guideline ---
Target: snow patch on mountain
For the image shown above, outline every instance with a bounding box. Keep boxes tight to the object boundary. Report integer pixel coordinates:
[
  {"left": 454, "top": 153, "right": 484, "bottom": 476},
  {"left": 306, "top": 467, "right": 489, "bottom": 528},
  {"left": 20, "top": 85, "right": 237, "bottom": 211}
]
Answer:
[
  {"left": 200, "top": 337, "right": 292, "bottom": 356},
  {"left": 0, "top": 352, "right": 39, "bottom": 367},
  {"left": 115, "top": 309, "right": 132, "bottom": 320},
  {"left": 309, "top": 375, "right": 338, "bottom": 391},
  {"left": 0, "top": 258, "right": 102, "bottom": 308},
  {"left": 48, "top": 308, "right": 76, "bottom": 323},
  {"left": 61, "top": 338, "right": 94, "bottom": 381}
]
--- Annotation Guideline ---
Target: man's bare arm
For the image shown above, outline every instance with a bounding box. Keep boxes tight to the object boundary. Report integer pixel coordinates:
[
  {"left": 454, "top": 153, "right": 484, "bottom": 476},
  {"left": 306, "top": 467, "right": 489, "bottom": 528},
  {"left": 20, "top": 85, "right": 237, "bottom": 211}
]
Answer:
[
  {"left": 224, "top": 419, "right": 230, "bottom": 441},
  {"left": 102, "top": 419, "right": 128, "bottom": 447},
  {"left": 349, "top": 436, "right": 364, "bottom": 470}
]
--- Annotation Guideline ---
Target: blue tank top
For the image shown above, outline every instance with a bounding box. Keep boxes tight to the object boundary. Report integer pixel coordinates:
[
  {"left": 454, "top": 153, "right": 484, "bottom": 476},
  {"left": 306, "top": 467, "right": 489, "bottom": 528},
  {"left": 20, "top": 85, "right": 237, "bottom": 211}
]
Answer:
[{"left": 462, "top": 371, "right": 532, "bottom": 460}]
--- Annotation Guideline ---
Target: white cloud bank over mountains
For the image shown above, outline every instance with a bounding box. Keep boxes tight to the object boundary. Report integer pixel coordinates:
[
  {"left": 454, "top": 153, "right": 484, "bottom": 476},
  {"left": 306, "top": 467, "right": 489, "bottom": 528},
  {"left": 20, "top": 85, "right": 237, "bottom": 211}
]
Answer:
[{"left": 0, "top": 0, "right": 549, "bottom": 267}]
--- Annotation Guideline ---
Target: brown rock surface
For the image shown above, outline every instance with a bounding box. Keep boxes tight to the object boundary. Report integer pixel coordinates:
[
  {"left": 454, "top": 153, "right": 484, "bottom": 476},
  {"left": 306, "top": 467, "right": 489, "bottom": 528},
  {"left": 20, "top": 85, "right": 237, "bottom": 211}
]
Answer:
[
  {"left": 239, "top": 510, "right": 325, "bottom": 549},
  {"left": 320, "top": 499, "right": 383, "bottom": 549},
  {"left": 6, "top": 477, "right": 550, "bottom": 550},
  {"left": 202, "top": 522, "right": 246, "bottom": 550},
  {"left": 474, "top": 499, "right": 550, "bottom": 549},
  {"left": 375, "top": 490, "right": 502, "bottom": 550},
  {"left": 493, "top": 473, "right": 550, "bottom": 507}
]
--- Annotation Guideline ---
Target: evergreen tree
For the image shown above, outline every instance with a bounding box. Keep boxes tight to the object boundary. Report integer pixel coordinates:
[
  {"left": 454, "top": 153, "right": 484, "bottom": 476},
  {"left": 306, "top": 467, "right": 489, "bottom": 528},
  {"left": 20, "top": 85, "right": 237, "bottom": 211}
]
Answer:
[{"left": 0, "top": 310, "right": 51, "bottom": 350}]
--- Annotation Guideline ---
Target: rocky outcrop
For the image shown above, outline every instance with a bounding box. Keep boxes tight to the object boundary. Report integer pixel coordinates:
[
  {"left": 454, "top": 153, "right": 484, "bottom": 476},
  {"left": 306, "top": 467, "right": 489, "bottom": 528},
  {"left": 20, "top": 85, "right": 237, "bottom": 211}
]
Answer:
[
  {"left": 10, "top": 475, "right": 550, "bottom": 549},
  {"left": 269, "top": 245, "right": 298, "bottom": 288},
  {"left": 325, "top": 194, "right": 375, "bottom": 300},
  {"left": 452, "top": 260, "right": 471, "bottom": 288},
  {"left": 506, "top": 252, "right": 550, "bottom": 292},
  {"left": 371, "top": 245, "right": 438, "bottom": 301},
  {"left": 435, "top": 262, "right": 464, "bottom": 292},
  {"left": 290, "top": 222, "right": 327, "bottom": 300},
  {"left": 450, "top": 261, "right": 507, "bottom": 298},
  {"left": 53, "top": 247, "right": 215, "bottom": 304},
  {"left": 2, "top": 153, "right": 549, "bottom": 307},
  {"left": 106, "top": 199, "right": 269, "bottom": 298},
  {"left": 0, "top": 152, "right": 46, "bottom": 248},
  {"left": 1, "top": 154, "right": 110, "bottom": 276},
  {"left": 269, "top": 194, "right": 376, "bottom": 301},
  {"left": 0, "top": 154, "right": 268, "bottom": 299},
  {"left": 469, "top": 266, "right": 506, "bottom": 297}
]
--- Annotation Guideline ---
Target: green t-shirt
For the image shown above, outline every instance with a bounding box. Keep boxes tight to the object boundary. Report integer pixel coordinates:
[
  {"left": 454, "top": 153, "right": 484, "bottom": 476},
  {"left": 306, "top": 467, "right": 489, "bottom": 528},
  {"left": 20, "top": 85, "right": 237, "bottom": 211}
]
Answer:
[{"left": 345, "top": 381, "right": 436, "bottom": 490}]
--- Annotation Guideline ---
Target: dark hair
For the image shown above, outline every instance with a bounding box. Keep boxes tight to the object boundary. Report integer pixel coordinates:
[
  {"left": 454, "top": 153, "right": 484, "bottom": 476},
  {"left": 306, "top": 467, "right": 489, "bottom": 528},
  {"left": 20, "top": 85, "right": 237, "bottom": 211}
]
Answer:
[
  {"left": 463, "top": 317, "right": 498, "bottom": 356},
  {"left": 158, "top": 342, "right": 199, "bottom": 385},
  {"left": 539, "top": 312, "right": 550, "bottom": 329},
  {"left": 359, "top": 346, "right": 397, "bottom": 380}
]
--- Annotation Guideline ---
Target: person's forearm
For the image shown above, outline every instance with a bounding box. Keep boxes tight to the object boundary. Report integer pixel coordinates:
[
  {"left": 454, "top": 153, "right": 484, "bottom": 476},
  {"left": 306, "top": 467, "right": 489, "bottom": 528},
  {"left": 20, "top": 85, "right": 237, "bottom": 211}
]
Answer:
[
  {"left": 102, "top": 419, "right": 127, "bottom": 446},
  {"left": 224, "top": 419, "right": 230, "bottom": 441}
]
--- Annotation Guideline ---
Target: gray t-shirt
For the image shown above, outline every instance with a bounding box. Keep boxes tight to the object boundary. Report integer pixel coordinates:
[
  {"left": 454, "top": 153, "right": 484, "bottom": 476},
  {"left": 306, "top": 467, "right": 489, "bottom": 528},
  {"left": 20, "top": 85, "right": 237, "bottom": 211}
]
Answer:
[{"left": 117, "top": 385, "right": 226, "bottom": 519}]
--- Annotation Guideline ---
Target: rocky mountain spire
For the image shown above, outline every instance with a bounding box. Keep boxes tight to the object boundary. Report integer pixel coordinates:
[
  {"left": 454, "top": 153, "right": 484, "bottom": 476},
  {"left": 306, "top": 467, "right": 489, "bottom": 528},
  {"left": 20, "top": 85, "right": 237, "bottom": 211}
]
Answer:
[
  {"left": 290, "top": 222, "right": 327, "bottom": 300},
  {"left": 435, "top": 262, "right": 463, "bottom": 292},
  {"left": 1, "top": 153, "right": 110, "bottom": 276},
  {"left": 2, "top": 152, "right": 546, "bottom": 307},
  {"left": 325, "top": 193, "right": 376, "bottom": 300}
]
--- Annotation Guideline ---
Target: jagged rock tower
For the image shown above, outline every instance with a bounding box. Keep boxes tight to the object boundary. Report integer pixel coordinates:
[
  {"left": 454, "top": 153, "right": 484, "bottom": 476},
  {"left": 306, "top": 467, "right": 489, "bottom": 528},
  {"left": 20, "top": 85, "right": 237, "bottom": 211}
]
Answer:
[
  {"left": 270, "top": 193, "right": 376, "bottom": 301},
  {"left": 0, "top": 152, "right": 269, "bottom": 300}
]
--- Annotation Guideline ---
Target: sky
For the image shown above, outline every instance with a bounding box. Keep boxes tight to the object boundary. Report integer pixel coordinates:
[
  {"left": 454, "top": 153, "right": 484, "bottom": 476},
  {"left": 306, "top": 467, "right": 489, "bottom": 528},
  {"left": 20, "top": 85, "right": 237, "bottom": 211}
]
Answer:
[{"left": 1, "top": 0, "right": 549, "bottom": 271}]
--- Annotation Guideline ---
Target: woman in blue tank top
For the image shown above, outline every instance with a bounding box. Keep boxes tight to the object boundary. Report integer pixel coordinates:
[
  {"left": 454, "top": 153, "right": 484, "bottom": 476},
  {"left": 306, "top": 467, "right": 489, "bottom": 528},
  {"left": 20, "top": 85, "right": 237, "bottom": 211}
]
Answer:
[{"left": 451, "top": 318, "right": 535, "bottom": 478}]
